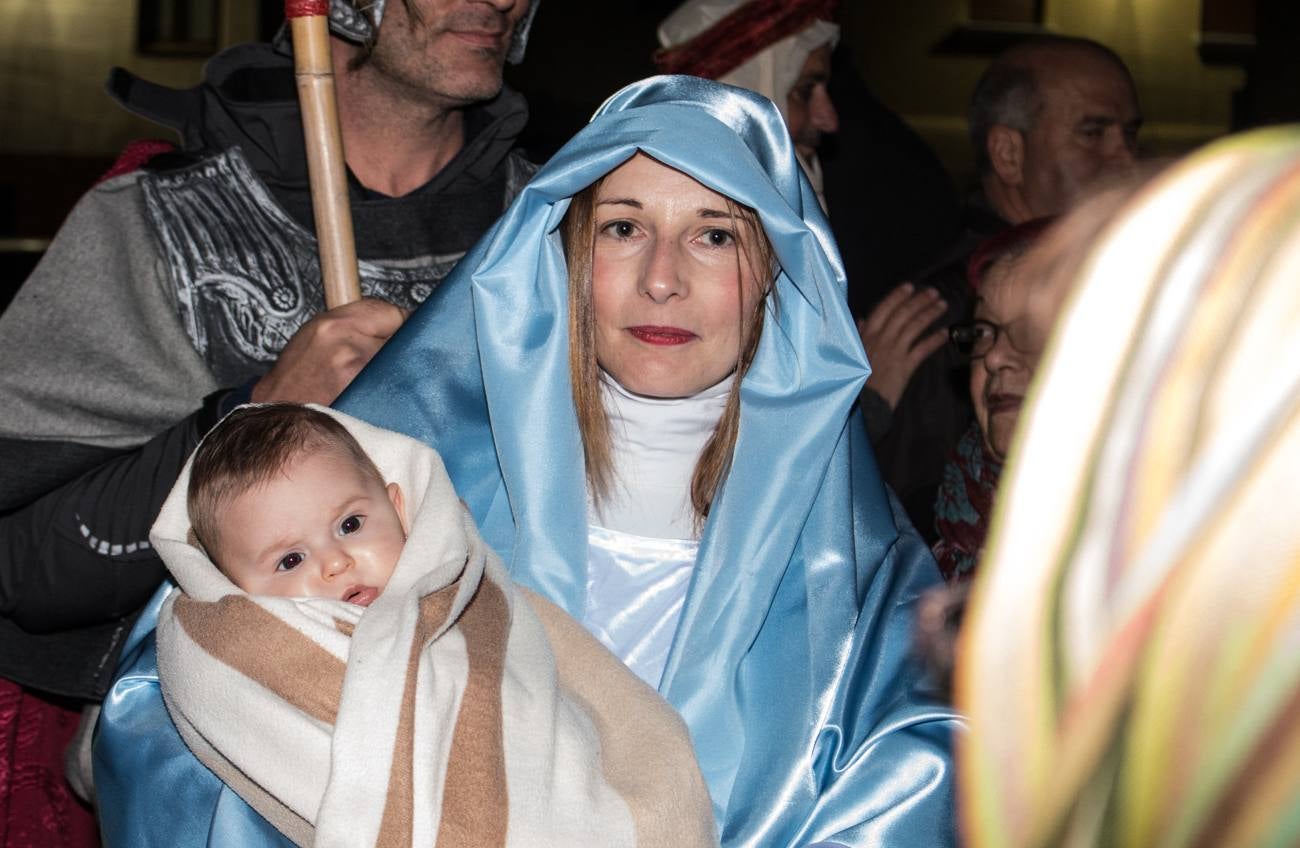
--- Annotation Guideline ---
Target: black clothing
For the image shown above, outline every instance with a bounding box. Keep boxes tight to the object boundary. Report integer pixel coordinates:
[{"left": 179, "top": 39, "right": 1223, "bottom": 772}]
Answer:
[{"left": 821, "top": 47, "right": 963, "bottom": 318}]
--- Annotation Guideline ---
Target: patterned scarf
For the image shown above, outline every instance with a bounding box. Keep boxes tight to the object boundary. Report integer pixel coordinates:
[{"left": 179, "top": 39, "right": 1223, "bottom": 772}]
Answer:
[{"left": 931, "top": 420, "right": 1001, "bottom": 583}]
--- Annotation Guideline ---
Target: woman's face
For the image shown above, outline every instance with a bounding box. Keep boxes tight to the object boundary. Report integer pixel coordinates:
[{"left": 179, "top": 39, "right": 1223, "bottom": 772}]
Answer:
[
  {"left": 590, "top": 154, "right": 762, "bottom": 398},
  {"left": 970, "top": 255, "right": 1037, "bottom": 462}
]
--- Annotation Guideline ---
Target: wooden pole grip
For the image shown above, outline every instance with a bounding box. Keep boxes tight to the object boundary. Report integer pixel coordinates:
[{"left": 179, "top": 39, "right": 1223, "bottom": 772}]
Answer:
[{"left": 290, "top": 11, "right": 362, "bottom": 309}]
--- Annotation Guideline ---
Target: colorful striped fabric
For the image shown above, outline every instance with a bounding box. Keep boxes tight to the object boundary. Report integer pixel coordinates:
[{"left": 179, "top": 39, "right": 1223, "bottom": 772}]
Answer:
[{"left": 957, "top": 127, "right": 1300, "bottom": 848}]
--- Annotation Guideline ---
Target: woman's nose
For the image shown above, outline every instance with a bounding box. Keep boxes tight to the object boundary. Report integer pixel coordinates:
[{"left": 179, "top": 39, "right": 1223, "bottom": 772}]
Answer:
[
  {"left": 638, "top": 238, "right": 686, "bottom": 304},
  {"left": 983, "top": 332, "right": 1023, "bottom": 372}
]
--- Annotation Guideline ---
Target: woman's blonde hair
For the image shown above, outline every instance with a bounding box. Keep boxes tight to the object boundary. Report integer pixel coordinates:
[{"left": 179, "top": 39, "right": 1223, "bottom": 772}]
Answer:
[{"left": 561, "top": 170, "right": 776, "bottom": 531}]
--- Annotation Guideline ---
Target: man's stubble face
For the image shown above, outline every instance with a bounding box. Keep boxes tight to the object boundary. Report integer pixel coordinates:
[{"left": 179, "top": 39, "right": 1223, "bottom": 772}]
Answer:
[
  {"left": 1018, "top": 52, "right": 1141, "bottom": 217},
  {"left": 368, "top": 0, "right": 528, "bottom": 107}
]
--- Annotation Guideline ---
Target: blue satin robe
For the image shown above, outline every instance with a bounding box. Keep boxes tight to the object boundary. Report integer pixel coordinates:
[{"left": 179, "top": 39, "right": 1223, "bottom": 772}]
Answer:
[{"left": 94, "top": 76, "right": 960, "bottom": 847}]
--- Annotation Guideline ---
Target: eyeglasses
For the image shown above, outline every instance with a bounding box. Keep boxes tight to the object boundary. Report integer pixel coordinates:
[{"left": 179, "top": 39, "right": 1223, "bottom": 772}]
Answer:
[{"left": 949, "top": 319, "right": 1000, "bottom": 359}]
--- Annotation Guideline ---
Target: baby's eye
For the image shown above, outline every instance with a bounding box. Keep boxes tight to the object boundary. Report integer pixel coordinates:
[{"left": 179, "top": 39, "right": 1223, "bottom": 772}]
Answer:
[
  {"left": 340, "top": 515, "right": 364, "bottom": 535},
  {"left": 277, "top": 552, "right": 303, "bottom": 572}
]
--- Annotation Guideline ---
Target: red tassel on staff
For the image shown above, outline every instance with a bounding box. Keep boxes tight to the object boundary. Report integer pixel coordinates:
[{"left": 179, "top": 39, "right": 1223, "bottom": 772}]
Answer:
[{"left": 287, "top": 0, "right": 362, "bottom": 308}]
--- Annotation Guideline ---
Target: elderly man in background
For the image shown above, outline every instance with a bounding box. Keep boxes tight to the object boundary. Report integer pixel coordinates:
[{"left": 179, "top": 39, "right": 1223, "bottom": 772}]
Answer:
[
  {"left": 861, "top": 35, "right": 1142, "bottom": 542},
  {"left": 971, "top": 38, "right": 1142, "bottom": 221},
  {"left": 655, "top": 0, "right": 840, "bottom": 211},
  {"left": 0, "top": 0, "right": 537, "bottom": 843}
]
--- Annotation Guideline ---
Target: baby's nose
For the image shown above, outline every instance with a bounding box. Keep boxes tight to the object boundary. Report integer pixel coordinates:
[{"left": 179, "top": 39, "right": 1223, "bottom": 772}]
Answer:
[{"left": 322, "top": 549, "right": 352, "bottom": 579}]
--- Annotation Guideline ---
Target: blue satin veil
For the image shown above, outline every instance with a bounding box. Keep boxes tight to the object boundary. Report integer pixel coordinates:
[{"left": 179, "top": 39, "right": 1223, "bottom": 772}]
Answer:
[{"left": 94, "top": 76, "right": 959, "bottom": 847}]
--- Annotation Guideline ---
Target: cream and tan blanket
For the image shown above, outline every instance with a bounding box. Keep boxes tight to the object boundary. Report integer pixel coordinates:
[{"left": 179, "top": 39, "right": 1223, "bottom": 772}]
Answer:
[{"left": 153, "top": 406, "right": 716, "bottom": 847}]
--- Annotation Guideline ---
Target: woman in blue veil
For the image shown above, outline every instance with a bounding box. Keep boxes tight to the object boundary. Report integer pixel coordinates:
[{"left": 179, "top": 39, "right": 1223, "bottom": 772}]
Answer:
[{"left": 95, "top": 76, "right": 958, "bottom": 846}]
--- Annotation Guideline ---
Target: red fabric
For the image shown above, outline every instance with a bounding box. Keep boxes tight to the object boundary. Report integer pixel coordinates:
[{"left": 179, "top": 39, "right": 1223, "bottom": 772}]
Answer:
[
  {"left": 284, "top": 0, "right": 329, "bottom": 18},
  {"left": 95, "top": 139, "right": 176, "bottom": 186},
  {"left": 653, "top": 0, "right": 838, "bottom": 81},
  {"left": 0, "top": 680, "right": 98, "bottom": 847},
  {"left": 965, "top": 216, "right": 1055, "bottom": 291}
]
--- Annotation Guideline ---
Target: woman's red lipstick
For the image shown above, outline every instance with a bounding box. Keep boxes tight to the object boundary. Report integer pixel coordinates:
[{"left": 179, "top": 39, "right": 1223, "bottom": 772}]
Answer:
[{"left": 627, "top": 326, "right": 696, "bottom": 345}]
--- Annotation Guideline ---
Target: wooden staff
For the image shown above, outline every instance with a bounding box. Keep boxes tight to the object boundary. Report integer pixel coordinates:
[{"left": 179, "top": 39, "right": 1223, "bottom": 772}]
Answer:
[{"left": 287, "top": 0, "right": 362, "bottom": 308}]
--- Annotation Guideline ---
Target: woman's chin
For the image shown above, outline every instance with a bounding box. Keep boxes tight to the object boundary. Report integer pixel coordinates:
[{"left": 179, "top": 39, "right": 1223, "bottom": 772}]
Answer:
[
  {"left": 606, "top": 367, "right": 711, "bottom": 400},
  {"left": 984, "top": 428, "right": 1014, "bottom": 463}
]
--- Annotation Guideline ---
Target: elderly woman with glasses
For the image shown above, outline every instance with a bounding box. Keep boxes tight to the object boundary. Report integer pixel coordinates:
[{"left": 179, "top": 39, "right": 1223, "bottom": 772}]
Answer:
[{"left": 932, "top": 219, "right": 1054, "bottom": 582}]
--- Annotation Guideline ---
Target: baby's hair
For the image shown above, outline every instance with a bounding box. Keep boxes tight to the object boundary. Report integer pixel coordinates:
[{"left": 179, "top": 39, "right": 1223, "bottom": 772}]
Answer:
[{"left": 188, "top": 404, "right": 384, "bottom": 560}]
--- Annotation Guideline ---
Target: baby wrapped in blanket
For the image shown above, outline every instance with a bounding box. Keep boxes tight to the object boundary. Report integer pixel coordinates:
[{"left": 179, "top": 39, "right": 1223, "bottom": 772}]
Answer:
[{"left": 153, "top": 403, "right": 716, "bottom": 848}]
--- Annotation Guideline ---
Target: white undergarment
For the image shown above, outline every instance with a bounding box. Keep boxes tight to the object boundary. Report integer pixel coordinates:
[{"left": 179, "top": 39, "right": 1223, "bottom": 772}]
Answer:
[
  {"left": 590, "top": 373, "right": 732, "bottom": 540},
  {"left": 582, "top": 373, "right": 730, "bottom": 686}
]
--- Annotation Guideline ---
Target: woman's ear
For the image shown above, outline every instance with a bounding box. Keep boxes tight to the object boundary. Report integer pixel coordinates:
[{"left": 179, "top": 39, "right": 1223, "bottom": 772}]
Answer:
[
  {"left": 987, "top": 125, "right": 1026, "bottom": 187},
  {"left": 387, "top": 482, "right": 409, "bottom": 536}
]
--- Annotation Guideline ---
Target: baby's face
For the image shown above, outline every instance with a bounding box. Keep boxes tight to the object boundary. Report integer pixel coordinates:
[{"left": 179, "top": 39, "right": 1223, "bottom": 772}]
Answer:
[{"left": 213, "top": 450, "right": 407, "bottom": 605}]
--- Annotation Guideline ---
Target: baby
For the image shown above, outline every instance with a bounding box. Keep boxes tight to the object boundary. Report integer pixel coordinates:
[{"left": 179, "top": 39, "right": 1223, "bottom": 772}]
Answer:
[
  {"left": 153, "top": 402, "right": 715, "bottom": 846},
  {"left": 187, "top": 403, "right": 408, "bottom": 605}
]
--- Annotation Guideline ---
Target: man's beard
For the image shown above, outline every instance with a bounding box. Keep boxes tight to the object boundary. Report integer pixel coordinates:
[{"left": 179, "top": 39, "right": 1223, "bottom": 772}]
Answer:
[
  {"left": 793, "top": 131, "right": 822, "bottom": 158},
  {"left": 369, "top": 5, "right": 515, "bottom": 106}
]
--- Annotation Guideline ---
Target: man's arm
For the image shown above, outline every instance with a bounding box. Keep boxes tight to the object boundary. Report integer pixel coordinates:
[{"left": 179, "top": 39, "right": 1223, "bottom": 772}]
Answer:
[
  {"left": 0, "top": 175, "right": 405, "bottom": 696},
  {"left": 0, "top": 175, "right": 224, "bottom": 449},
  {"left": 0, "top": 176, "right": 225, "bottom": 697},
  {"left": 0, "top": 397, "right": 224, "bottom": 636}
]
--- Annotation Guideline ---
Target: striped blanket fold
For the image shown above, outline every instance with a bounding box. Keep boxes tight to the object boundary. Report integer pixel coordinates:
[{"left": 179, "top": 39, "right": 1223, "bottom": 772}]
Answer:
[{"left": 153, "top": 406, "right": 717, "bottom": 847}]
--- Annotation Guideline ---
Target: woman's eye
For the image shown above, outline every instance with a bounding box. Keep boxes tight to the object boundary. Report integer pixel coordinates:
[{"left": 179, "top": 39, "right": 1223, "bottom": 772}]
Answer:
[
  {"left": 601, "top": 220, "right": 637, "bottom": 239},
  {"left": 702, "top": 228, "right": 735, "bottom": 247},
  {"left": 340, "top": 515, "right": 363, "bottom": 535},
  {"left": 277, "top": 552, "right": 303, "bottom": 572}
]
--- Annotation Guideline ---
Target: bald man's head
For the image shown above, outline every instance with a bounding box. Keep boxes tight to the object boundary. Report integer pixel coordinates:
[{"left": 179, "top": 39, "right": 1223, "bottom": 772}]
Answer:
[{"left": 970, "top": 37, "right": 1142, "bottom": 222}]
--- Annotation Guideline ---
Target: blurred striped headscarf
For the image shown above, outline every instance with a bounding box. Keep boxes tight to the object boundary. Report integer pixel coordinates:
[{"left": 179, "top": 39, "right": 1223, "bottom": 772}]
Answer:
[{"left": 957, "top": 127, "right": 1300, "bottom": 847}]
